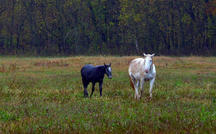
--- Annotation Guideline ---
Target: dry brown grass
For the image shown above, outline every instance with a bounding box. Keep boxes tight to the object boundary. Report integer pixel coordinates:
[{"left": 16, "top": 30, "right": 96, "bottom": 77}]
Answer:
[
  {"left": 1, "top": 56, "right": 216, "bottom": 73},
  {"left": 34, "top": 60, "right": 69, "bottom": 67},
  {"left": 0, "top": 63, "right": 18, "bottom": 73}
]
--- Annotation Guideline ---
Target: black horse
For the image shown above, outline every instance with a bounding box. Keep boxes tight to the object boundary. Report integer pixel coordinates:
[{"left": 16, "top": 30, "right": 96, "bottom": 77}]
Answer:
[{"left": 81, "top": 63, "right": 112, "bottom": 97}]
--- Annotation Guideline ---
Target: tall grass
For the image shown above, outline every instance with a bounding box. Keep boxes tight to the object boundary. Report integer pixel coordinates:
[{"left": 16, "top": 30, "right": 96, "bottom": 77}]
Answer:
[{"left": 0, "top": 56, "right": 216, "bottom": 133}]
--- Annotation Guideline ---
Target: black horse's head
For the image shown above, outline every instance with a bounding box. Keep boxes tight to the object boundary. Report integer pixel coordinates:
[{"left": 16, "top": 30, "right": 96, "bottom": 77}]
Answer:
[{"left": 104, "top": 63, "right": 112, "bottom": 79}]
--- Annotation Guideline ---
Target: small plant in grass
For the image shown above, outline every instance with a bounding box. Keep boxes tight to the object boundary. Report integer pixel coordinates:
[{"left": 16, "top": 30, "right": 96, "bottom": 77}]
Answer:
[{"left": 0, "top": 110, "right": 18, "bottom": 121}]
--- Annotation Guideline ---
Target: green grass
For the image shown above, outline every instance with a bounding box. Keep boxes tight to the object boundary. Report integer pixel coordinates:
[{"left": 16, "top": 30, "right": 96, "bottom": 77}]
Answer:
[{"left": 0, "top": 56, "right": 216, "bottom": 133}]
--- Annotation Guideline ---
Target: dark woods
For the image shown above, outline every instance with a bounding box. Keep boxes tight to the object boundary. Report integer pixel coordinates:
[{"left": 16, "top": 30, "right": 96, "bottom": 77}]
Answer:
[{"left": 0, "top": 0, "right": 216, "bottom": 56}]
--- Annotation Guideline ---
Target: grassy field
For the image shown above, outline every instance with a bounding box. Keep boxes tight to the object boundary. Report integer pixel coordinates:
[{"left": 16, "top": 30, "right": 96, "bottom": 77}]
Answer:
[{"left": 0, "top": 56, "right": 216, "bottom": 133}]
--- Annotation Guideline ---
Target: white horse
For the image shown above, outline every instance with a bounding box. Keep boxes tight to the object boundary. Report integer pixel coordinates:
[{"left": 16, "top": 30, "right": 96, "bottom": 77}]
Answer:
[{"left": 128, "top": 53, "right": 156, "bottom": 99}]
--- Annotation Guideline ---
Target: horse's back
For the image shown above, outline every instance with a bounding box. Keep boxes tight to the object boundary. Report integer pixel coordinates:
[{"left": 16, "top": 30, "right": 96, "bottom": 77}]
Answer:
[
  {"left": 128, "top": 58, "right": 145, "bottom": 76},
  {"left": 81, "top": 64, "right": 103, "bottom": 72},
  {"left": 81, "top": 64, "right": 94, "bottom": 71},
  {"left": 81, "top": 64, "right": 94, "bottom": 77}
]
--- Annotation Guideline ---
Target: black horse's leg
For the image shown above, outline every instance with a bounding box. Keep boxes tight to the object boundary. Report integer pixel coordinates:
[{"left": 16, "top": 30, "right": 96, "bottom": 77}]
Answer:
[
  {"left": 99, "top": 81, "right": 103, "bottom": 96},
  {"left": 84, "top": 84, "right": 89, "bottom": 97},
  {"left": 90, "top": 82, "right": 95, "bottom": 97},
  {"left": 83, "top": 79, "right": 89, "bottom": 97}
]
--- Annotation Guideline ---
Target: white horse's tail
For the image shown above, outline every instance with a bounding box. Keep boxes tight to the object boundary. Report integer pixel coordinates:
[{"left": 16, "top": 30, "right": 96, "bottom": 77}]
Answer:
[{"left": 129, "top": 74, "right": 135, "bottom": 90}]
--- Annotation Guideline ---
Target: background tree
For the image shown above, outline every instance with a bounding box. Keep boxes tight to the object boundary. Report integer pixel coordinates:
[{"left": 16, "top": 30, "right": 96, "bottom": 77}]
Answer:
[{"left": 0, "top": 0, "right": 215, "bottom": 56}]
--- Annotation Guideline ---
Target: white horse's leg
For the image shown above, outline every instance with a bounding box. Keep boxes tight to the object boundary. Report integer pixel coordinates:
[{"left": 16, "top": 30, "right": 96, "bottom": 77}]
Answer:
[
  {"left": 149, "top": 78, "right": 155, "bottom": 98},
  {"left": 134, "top": 80, "right": 140, "bottom": 99},
  {"left": 140, "top": 78, "right": 144, "bottom": 97}
]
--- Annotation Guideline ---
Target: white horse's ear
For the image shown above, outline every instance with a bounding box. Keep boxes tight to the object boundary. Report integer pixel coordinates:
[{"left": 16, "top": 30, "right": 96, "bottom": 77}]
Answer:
[
  {"left": 151, "top": 53, "right": 155, "bottom": 57},
  {"left": 143, "top": 53, "right": 147, "bottom": 57}
]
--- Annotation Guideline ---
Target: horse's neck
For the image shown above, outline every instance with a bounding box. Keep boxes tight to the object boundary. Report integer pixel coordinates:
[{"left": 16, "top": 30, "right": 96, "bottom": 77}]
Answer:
[
  {"left": 97, "top": 66, "right": 105, "bottom": 74},
  {"left": 151, "top": 64, "right": 156, "bottom": 74},
  {"left": 149, "top": 63, "right": 154, "bottom": 73}
]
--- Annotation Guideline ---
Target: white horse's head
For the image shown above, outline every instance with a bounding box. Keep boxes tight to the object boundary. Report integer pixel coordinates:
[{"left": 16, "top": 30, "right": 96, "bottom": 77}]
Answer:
[{"left": 143, "top": 53, "right": 155, "bottom": 73}]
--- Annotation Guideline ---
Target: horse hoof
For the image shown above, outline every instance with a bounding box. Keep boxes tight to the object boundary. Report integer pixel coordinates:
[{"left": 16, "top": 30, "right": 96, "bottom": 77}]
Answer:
[
  {"left": 134, "top": 95, "right": 141, "bottom": 100},
  {"left": 147, "top": 96, "right": 152, "bottom": 101}
]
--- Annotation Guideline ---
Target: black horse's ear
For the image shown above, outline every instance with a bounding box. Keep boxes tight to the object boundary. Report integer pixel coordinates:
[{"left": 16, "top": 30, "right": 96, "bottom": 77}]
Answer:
[
  {"left": 109, "top": 63, "right": 111, "bottom": 66},
  {"left": 104, "top": 63, "right": 106, "bottom": 67}
]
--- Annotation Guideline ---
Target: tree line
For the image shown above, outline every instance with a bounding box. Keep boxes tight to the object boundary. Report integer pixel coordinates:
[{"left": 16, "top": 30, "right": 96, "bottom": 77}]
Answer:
[{"left": 0, "top": 0, "right": 216, "bottom": 56}]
